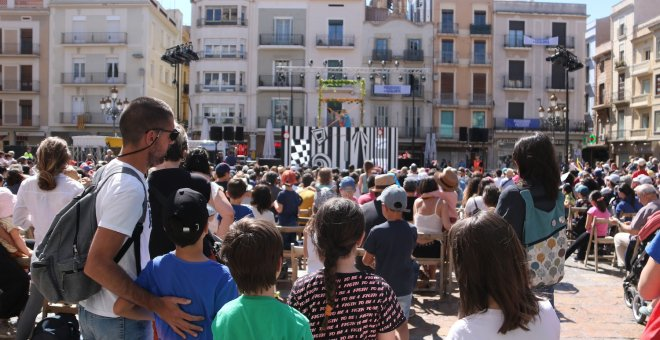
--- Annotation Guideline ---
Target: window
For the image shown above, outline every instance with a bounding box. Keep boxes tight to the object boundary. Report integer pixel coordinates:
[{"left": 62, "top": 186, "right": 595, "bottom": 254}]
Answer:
[
  {"left": 0, "top": 100, "right": 3, "bottom": 124},
  {"left": 508, "top": 21, "right": 525, "bottom": 47},
  {"left": 328, "top": 20, "right": 343, "bottom": 46},
  {"left": 19, "top": 100, "right": 31, "bottom": 126},
  {"left": 641, "top": 78, "right": 650, "bottom": 94},
  {"left": 203, "top": 72, "right": 220, "bottom": 90},
  {"left": 202, "top": 104, "right": 219, "bottom": 123},
  {"left": 274, "top": 18, "right": 293, "bottom": 44},
  {"left": 644, "top": 50, "right": 651, "bottom": 61},
  {"left": 405, "top": 106, "right": 421, "bottom": 136},
  {"left": 619, "top": 43, "right": 624, "bottom": 61},
  {"left": 598, "top": 83, "right": 605, "bottom": 105},
  {"left": 472, "top": 111, "right": 485, "bottom": 128},
  {"left": 656, "top": 74, "right": 660, "bottom": 95},
  {"left": 205, "top": 7, "right": 237, "bottom": 22},
  {"left": 655, "top": 111, "right": 660, "bottom": 133},
  {"left": 617, "top": 111, "right": 625, "bottom": 138},
  {"left": 641, "top": 114, "right": 649, "bottom": 129},
  {"left": 442, "top": 40, "right": 454, "bottom": 63},
  {"left": 272, "top": 98, "right": 290, "bottom": 128},
  {"left": 473, "top": 41, "right": 486, "bottom": 64},
  {"left": 374, "top": 38, "right": 389, "bottom": 60},
  {"left": 472, "top": 73, "right": 486, "bottom": 104},
  {"left": 599, "top": 60, "right": 604, "bottom": 73},
  {"left": 552, "top": 22, "right": 567, "bottom": 47},
  {"left": 618, "top": 23, "right": 626, "bottom": 37},
  {"left": 551, "top": 62, "right": 565, "bottom": 89},
  {"left": 221, "top": 72, "right": 237, "bottom": 91},
  {"left": 618, "top": 73, "right": 625, "bottom": 99},
  {"left": 374, "top": 106, "right": 388, "bottom": 126},
  {"left": 474, "top": 11, "right": 486, "bottom": 25},
  {"left": 106, "top": 58, "right": 119, "bottom": 81},
  {"left": 440, "top": 73, "right": 454, "bottom": 104},
  {"left": 326, "top": 60, "right": 343, "bottom": 80},
  {"left": 440, "top": 111, "right": 454, "bottom": 138},
  {"left": 441, "top": 10, "right": 454, "bottom": 33},
  {"left": 657, "top": 39, "right": 660, "bottom": 59},
  {"left": 508, "top": 60, "right": 525, "bottom": 83},
  {"left": 218, "top": 104, "right": 236, "bottom": 125},
  {"left": 507, "top": 102, "right": 524, "bottom": 119}
]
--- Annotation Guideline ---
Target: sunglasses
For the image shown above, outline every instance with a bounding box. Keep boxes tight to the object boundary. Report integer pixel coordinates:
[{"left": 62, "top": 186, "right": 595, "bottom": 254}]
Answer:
[{"left": 147, "top": 128, "right": 179, "bottom": 141}]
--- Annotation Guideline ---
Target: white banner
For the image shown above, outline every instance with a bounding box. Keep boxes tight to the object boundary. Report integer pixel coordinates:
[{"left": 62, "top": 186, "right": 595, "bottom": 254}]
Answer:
[
  {"left": 374, "top": 84, "right": 411, "bottom": 95},
  {"left": 523, "top": 36, "right": 559, "bottom": 46}
]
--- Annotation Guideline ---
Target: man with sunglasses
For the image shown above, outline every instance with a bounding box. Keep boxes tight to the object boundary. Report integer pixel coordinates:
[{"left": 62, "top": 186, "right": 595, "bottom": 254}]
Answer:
[{"left": 81, "top": 97, "right": 203, "bottom": 340}]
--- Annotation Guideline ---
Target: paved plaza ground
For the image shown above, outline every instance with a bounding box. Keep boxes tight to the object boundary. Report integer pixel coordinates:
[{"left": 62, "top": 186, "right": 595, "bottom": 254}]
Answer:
[{"left": 279, "top": 259, "right": 646, "bottom": 339}]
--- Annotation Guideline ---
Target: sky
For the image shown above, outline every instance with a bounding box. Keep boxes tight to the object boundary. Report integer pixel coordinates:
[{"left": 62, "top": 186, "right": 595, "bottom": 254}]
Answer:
[{"left": 162, "top": 0, "right": 621, "bottom": 27}]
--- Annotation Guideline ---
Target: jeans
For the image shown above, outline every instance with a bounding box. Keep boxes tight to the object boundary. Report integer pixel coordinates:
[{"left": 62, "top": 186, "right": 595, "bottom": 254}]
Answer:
[
  {"left": 396, "top": 294, "right": 413, "bottom": 319},
  {"left": 79, "top": 305, "right": 152, "bottom": 340},
  {"left": 15, "top": 283, "right": 44, "bottom": 340},
  {"left": 533, "top": 285, "right": 555, "bottom": 308}
]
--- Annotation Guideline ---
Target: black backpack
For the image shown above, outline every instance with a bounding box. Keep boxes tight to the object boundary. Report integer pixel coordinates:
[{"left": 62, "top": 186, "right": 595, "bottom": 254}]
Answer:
[
  {"left": 31, "top": 313, "right": 80, "bottom": 340},
  {"left": 31, "top": 165, "right": 147, "bottom": 304}
]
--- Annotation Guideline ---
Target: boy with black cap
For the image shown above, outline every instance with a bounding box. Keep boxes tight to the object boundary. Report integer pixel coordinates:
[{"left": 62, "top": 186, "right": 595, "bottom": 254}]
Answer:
[
  {"left": 362, "top": 185, "right": 418, "bottom": 340},
  {"left": 114, "top": 188, "right": 238, "bottom": 339}
]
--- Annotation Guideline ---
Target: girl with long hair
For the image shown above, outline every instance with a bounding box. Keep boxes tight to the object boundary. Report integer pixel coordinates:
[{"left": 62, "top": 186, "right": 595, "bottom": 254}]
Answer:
[
  {"left": 413, "top": 177, "right": 451, "bottom": 282},
  {"left": 13, "top": 137, "right": 84, "bottom": 339},
  {"left": 615, "top": 183, "right": 642, "bottom": 220},
  {"left": 289, "top": 198, "right": 405, "bottom": 339},
  {"left": 565, "top": 190, "right": 611, "bottom": 261},
  {"left": 446, "top": 212, "right": 560, "bottom": 339},
  {"left": 250, "top": 184, "right": 275, "bottom": 224},
  {"left": 461, "top": 174, "right": 483, "bottom": 208}
]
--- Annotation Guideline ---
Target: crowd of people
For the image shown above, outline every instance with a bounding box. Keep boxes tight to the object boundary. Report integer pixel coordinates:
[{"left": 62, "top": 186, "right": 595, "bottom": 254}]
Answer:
[{"left": 0, "top": 96, "right": 659, "bottom": 339}]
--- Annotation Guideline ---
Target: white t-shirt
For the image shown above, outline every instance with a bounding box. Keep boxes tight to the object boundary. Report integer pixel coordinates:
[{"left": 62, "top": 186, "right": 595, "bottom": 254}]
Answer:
[
  {"left": 464, "top": 196, "right": 487, "bottom": 217},
  {"left": 79, "top": 160, "right": 151, "bottom": 318},
  {"left": 446, "top": 300, "right": 559, "bottom": 340},
  {"left": 251, "top": 207, "right": 276, "bottom": 224},
  {"left": 13, "top": 173, "right": 84, "bottom": 247}
]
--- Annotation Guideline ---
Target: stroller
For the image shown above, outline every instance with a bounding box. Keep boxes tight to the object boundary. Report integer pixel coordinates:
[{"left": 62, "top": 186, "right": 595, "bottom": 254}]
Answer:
[{"left": 623, "top": 232, "right": 658, "bottom": 324}]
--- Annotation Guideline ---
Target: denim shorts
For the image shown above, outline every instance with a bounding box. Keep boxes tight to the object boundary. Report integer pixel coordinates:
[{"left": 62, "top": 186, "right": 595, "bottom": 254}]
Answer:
[
  {"left": 396, "top": 294, "right": 413, "bottom": 319},
  {"left": 79, "top": 305, "right": 152, "bottom": 340}
]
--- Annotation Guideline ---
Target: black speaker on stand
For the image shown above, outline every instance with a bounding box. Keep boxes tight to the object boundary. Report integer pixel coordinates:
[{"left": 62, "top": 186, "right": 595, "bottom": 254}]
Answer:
[
  {"left": 459, "top": 127, "right": 468, "bottom": 142},
  {"left": 235, "top": 126, "right": 244, "bottom": 141},
  {"left": 223, "top": 126, "right": 235, "bottom": 141},
  {"left": 210, "top": 126, "right": 223, "bottom": 141}
]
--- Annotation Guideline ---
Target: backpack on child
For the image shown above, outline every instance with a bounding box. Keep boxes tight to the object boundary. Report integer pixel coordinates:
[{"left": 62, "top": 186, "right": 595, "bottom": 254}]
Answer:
[
  {"left": 519, "top": 189, "right": 568, "bottom": 288},
  {"left": 31, "top": 165, "right": 147, "bottom": 304}
]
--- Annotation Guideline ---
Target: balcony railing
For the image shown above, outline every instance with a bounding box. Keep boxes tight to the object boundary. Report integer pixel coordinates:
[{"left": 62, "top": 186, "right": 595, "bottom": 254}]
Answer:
[
  {"left": 494, "top": 118, "right": 587, "bottom": 132},
  {"left": 0, "top": 80, "right": 39, "bottom": 92},
  {"left": 503, "top": 34, "right": 530, "bottom": 48},
  {"left": 259, "top": 34, "right": 304, "bottom": 46},
  {"left": 198, "top": 50, "right": 246, "bottom": 59},
  {"left": 403, "top": 49, "right": 424, "bottom": 61},
  {"left": 434, "top": 93, "right": 457, "bottom": 105},
  {"left": 0, "top": 43, "right": 40, "bottom": 55},
  {"left": 257, "top": 116, "right": 304, "bottom": 128},
  {"left": 372, "top": 49, "right": 392, "bottom": 61},
  {"left": 545, "top": 36, "right": 576, "bottom": 49},
  {"left": 614, "top": 59, "right": 627, "bottom": 70},
  {"left": 503, "top": 75, "right": 532, "bottom": 89},
  {"left": 402, "top": 85, "right": 424, "bottom": 98},
  {"left": 470, "top": 53, "right": 490, "bottom": 65},
  {"left": 195, "top": 84, "right": 246, "bottom": 93},
  {"left": 61, "top": 32, "right": 127, "bottom": 44},
  {"left": 630, "top": 129, "right": 649, "bottom": 138},
  {"left": 438, "top": 51, "right": 458, "bottom": 64},
  {"left": 631, "top": 93, "right": 651, "bottom": 107},
  {"left": 315, "top": 34, "right": 355, "bottom": 47},
  {"left": 258, "top": 75, "right": 304, "bottom": 87},
  {"left": 545, "top": 77, "right": 575, "bottom": 90},
  {"left": 193, "top": 116, "right": 247, "bottom": 126},
  {"left": 61, "top": 73, "right": 127, "bottom": 84},
  {"left": 438, "top": 126, "right": 457, "bottom": 140},
  {"left": 612, "top": 90, "right": 631, "bottom": 103},
  {"left": 470, "top": 24, "right": 491, "bottom": 35},
  {"left": 58, "top": 112, "right": 111, "bottom": 125},
  {"left": 196, "top": 17, "right": 247, "bottom": 27},
  {"left": 469, "top": 93, "right": 492, "bottom": 106},
  {"left": 439, "top": 22, "right": 458, "bottom": 34},
  {"left": 399, "top": 126, "right": 434, "bottom": 139},
  {"left": 631, "top": 61, "right": 651, "bottom": 75}
]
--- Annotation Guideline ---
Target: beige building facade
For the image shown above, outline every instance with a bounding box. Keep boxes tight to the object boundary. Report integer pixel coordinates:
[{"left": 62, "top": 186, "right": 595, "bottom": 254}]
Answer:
[
  {"left": 47, "top": 0, "right": 182, "bottom": 139},
  {"left": 0, "top": 0, "right": 49, "bottom": 146}
]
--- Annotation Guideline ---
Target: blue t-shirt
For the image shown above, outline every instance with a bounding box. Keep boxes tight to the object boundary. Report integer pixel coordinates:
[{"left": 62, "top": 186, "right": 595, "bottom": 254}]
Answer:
[
  {"left": 218, "top": 204, "right": 254, "bottom": 223},
  {"left": 363, "top": 219, "right": 418, "bottom": 296},
  {"left": 276, "top": 189, "right": 302, "bottom": 226},
  {"left": 135, "top": 253, "right": 239, "bottom": 340},
  {"left": 646, "top": 233, "right": 660, "bottom": 264},
  {"left": 616, "top": 199, "right": 643, "bottom": 219}
]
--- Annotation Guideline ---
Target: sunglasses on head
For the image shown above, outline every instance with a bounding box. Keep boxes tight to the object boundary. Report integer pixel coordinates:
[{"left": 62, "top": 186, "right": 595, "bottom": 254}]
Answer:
[{"left": 147, "top": 128, "right": 179, "bottom": 141}]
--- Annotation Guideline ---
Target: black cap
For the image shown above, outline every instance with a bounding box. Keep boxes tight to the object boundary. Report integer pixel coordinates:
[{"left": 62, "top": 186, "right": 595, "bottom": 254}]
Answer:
[{"left": 163, "top": 188, "right": 208, "bottom": 246}]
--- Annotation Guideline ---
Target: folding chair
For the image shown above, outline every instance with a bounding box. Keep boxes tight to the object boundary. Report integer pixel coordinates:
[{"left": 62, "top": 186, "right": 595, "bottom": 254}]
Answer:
[{"left": 583, "top": 217, "right": 616, "bottom": 272}]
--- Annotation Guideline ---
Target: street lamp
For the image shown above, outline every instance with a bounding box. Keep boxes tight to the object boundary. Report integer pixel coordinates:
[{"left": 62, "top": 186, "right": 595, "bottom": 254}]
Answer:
[
  {"left": 100, "top": 86, "right": 129, "bottom": 136},
  {"left": 538, "top": 94, "right": 566, "bottom": 150}
]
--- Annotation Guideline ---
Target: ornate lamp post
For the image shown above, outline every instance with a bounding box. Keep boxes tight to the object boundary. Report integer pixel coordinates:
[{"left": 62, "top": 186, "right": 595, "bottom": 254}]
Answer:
[
  {"left": 100, "top": 86, "right": 129, "bottom": 136},
  {"left": 538, "top": 94, "right": 566, "bottom": 144}
]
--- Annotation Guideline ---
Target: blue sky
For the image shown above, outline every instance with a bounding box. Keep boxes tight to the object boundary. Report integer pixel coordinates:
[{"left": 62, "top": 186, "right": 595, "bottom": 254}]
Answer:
[{"left": 163, "top": 0, "right": 620, "bottom": 27}]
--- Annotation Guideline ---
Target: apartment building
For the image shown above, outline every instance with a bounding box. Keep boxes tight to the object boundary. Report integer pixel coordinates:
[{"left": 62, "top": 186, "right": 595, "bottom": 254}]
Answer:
[
  {"left": 48, "top": 0, "right": 182, "bottom": 139},
  {"left": 0, "top": 0, "right": 48, "bottom": 146},
  {"left": 592, "top": 16, "right": 613, "bottom": 150},
  {"left": 492, "top": 1, "right": 587, "bottom": 168},
  {"left": 433, "top": 0, "right": 493, "bottom": 167}
]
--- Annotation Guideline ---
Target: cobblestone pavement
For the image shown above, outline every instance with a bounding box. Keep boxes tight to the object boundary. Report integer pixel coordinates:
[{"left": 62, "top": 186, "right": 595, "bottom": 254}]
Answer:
[{"left": 405, "top": 259, "right": 645, "bottom": 339}]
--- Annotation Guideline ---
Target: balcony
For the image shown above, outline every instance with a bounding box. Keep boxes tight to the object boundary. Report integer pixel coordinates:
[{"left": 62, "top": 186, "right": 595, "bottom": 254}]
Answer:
[
  {"left": 433, "top": 93, "right": 457, "bottom": 106},
  {"left": 436, "top": 51, "right": 458, "bottom": 65},
  {"left": 545, "top": 77, "right": 575, "bottom": 90},
  {"left": 438, "top": 22, "right": 458, "bottom": 35},
  {"left": 399, "top": 126, "right": 433, "bottom": 139},
  {"left": 61, "top": 32, "right": 127, "bottom": 44},
  {"left": 503, "top": 35, "right": 530, "bottom": 48},
  {"left": 61, "top": 73, "right": 127, "bottom": 85},
  {"left": 315, "top": 34, "right": 355, "bottom": 47},
  {"left": 630, "top": 129, "right": 649, "bottom": 139},
  {"left": 258, "top": 75, "right": 304, "bottom": 88},
  {"left": 257, "top": 116, "right": 304, "bottom": 128},
  {"left": 198, "top": 50, "right": 246, "bottom": 59},
  {"left": 58, "top": 112, "right": 111, "bottom": 125},
  {"left": 612, "top": 90, "right": 631, "bottom": 105},
  {"left": 470, "top": 53, "right": 491, "bottom": 65},
  {"left": 437, "top": 126, "right": 458, "bottom": 140},
  {"left": 193, "top": 116, "right": 246, "bottom": 126},
  {"left": 470, "top": 24, "right": 491, "bottom": 35},
  {"left": 403, "top": 49, "right": 424, "bottom": 62},
  {"left": 194, "top": 84, "right": 246, "bottom": 93},
  {"left": 0, "top": 80, "right": 39, "bottom": 92},
  {"left": 402, "top": 85, "right": 424, "bottom": 98},
  {"left": 631, "top": 61, "right": 652, "bottom": 76},
  {"left": 469, "top": 93, "right": 492, "bottom": 107},
  {"left": 0, "top": 43, "right": 40, "bottom": 55},
  {"left": 503, "top": 75, "right": 532, "bottom": 89},
  {"left": 593, "top": 92, "right": 611, "bottom": 109},
  {"left": 614, "top": 59, "right": 627, "bottom": 71},
  {"left": 630, "top": 93, "right": 651, "bottom": 108},
  {"left": 259, "top": 34, "right": 304, "bottom": 46},
  {"left": 196, "top": 17, "right": 247, "bottom": 27},
  {"left": 494, "top": 118, "right": 587, "bottom": 132},
  {"left": 372, "top": 49, "right": 392, "bottom": 61}
]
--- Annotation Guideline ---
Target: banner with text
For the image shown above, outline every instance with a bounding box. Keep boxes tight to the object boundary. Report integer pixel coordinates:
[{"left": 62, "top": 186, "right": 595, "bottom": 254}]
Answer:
[
  {"left": 374, "top": 84, "right": 411, "bottom": 95},
  {"left": 523, "top": 36, "right": 559, "bottom": 46}
]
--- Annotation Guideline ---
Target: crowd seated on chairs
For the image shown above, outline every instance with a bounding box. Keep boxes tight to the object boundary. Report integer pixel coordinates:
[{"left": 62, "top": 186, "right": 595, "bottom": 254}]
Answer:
[{"left": 3, "top": 129, "right": 660, "bottom": 338}]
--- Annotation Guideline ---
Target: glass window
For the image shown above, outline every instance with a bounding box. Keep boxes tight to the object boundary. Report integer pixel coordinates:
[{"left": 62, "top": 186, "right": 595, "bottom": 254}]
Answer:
[
  {"left": 374, "top": 106, "right": 388, "bottom": 127},
  {"left": 442, "top": 40, "right": 454, "bottom": 63},
  {"left": 272, "top": 98, "right": 290, "bottom": 128},
  {"left": 472, "top": 111, "right": 486, "bottom": 128},
  {"left": 328, "top": 20, "right": 343, "bottom": 46},
  {"left": 473, "top": 41, "right": 486, "bottom": 63},
  {"left": 641, "top": 114, "right": 649, "bottom": 129},
  {"left": 375, "top": 38, "right": 388, "bottom": 50},
  {"left": 508, "top": 21, "right": 525, "bottom": 47},
  {"left": 642, "top": 79, "right": 650, "bottom": 94},
  {"left": 507, "top": 102, "right": 524, "bottom": 119},
  {"left": 655, "top": 111, "right": 660, "bottom": 133},
  {"left": 617, "top": 111, "right": 625, "bottom": 138},
  {"left": 441, "top": 10, "right": 454, "bottom": 32},
  {"left": 204, "top": 72, "right": 220, "bottom": 89},
  {"left": 440, "top": 111, "right": 454, "bottom": 138},
  {"left": 218, "top": 104, "right": 235, "bottom": 125},
  {"left": 656, "top": 74, "right": 660, "bottom": 95},
  {"left": 326, "top": 60, "right": 343, "bottom": 80},
  {"left": 474, "top": 11, "right": 486, "bottom": 25},
  {"left": 205, "top": 8, "right": 221, "bottom": 21}
]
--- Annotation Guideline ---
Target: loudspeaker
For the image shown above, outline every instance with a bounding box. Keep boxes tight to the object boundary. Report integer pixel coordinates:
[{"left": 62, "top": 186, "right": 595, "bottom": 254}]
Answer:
[
  {"left": 210, "top": 126, "right": 223, "bottom": 141},
  {"left": 459, "top": 127, "right": 468, "bottom": 142},
  {"left": 470, "top": 128, "right": 489, "bottom": 142},
  {"left": 235, "top": 126, "right": 244, "bottom": 141},
  {"left": 258, "top": 158, "right": 282, "bottom": 167},
  {"left": 223, "top": 126, "right": 234, "bottom": 141}
]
